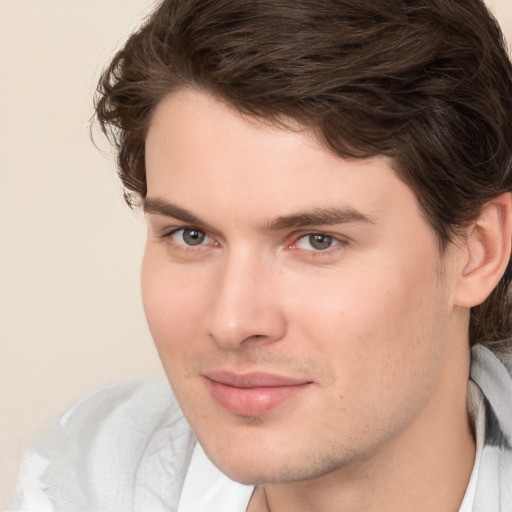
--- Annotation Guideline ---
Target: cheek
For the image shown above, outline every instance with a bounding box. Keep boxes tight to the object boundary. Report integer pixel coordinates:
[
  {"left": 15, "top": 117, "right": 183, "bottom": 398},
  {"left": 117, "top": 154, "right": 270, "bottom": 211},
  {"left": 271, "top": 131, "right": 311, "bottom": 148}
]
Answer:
[
  {"left": 289, "top": 257, "right": 448, "bottom": 392},
  {"left": 141, "top": 249, "right": 208, "bottom": 357},
  {"left": 290, "top": 266, "right": 417, "bottom": 345},
  {"left": 141, "top": 252, "right": 213, "bottom": 417}
]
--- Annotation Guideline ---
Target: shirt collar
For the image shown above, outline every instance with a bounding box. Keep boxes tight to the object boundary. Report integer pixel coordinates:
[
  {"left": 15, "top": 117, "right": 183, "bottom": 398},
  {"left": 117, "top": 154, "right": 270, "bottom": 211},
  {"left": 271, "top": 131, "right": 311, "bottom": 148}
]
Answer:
[{"left": 178, "top": 441, "right": 254, "bottom": 512}]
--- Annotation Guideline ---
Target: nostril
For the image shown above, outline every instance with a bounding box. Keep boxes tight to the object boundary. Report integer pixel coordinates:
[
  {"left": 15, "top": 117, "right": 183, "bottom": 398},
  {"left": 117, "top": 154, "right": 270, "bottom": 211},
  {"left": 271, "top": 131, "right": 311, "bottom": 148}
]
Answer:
[{"left": 207, "top": 311, "right": 287, "bottom": 349}]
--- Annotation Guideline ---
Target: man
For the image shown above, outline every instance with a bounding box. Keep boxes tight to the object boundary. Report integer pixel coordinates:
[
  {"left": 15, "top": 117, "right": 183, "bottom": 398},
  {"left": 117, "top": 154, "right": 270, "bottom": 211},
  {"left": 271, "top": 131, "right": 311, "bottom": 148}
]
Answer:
[{"left": 11, "top": 0, "right": 512, "bottom": 511}]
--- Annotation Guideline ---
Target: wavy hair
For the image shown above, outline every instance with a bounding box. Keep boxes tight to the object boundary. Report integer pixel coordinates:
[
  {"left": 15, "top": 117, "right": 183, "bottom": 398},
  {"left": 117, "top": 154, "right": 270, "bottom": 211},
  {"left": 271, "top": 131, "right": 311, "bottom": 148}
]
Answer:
[{"left": 95, "top": 0, "right": 512, "bottom": 360}]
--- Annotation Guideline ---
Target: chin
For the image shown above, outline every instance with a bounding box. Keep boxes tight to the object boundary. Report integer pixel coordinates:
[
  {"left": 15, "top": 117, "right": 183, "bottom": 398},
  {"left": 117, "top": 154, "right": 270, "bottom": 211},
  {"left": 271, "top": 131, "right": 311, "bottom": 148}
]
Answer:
[
  {"left": 213, "top": 460, "right": 290, "bottom": 486},
  {"left": 199, "top": 439, "right": 283, "bottom": 484},
  {"left": 201, "top": 436, "right": 343, "bottom": 486}
]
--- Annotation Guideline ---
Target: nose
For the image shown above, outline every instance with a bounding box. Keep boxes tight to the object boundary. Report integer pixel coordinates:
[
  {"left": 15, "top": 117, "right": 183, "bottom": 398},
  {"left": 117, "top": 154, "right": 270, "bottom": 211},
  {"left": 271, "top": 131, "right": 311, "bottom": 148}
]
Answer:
[{"left": 206, "top": 252, "right": 287, "bottom": 349}]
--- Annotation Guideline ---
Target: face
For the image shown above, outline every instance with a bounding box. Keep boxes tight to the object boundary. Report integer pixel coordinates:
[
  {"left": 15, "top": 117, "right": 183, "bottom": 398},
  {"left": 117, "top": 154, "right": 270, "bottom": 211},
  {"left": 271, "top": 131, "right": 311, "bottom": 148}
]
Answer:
[{"left": 142, "top": 89, "right": 465, "bottom": 485}]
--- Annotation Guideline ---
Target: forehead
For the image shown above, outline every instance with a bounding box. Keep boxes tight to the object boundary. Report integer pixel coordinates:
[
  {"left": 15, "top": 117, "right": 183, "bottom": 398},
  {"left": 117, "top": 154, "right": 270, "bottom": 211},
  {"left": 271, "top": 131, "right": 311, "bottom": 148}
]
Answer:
[{"left": 145, "top": 90, "right": 423, "bottom": 231}]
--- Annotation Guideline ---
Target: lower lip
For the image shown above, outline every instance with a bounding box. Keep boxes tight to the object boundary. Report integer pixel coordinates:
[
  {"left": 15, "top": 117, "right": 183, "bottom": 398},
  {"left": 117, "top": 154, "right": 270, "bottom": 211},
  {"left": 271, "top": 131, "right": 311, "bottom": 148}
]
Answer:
[{"left": 205, "top": 379, "right": 311, "bottom": 416}]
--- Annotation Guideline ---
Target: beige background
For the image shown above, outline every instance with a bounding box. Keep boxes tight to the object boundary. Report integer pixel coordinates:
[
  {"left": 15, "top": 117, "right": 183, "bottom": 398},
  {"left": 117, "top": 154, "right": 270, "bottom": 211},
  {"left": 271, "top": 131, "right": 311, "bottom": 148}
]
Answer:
[
  {"left": 0, "top": 0, "right": 163, "bottom": 507},
  {"left": 1, "top": 0, "right": 511, "bottom": 507}
]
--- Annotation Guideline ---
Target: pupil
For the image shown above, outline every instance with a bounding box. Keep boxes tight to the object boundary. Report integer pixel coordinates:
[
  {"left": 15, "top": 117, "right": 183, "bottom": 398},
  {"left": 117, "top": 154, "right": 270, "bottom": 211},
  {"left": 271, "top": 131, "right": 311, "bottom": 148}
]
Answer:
[
  {"left": 309, "top": 234, "right": 332, "bottom": 250},
  {"left": 183, "top": 229, "right": 205, "bottom": 246}
]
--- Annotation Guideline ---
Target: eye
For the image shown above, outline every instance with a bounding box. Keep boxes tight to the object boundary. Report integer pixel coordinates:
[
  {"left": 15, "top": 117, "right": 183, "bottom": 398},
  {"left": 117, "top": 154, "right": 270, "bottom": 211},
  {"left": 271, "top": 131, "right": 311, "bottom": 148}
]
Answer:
[
  {"left": 169, "top": 227, "right": 210, "bottom": 246},
  {"left": 295, "top": 233, "right": 339, "bottom": 251}
]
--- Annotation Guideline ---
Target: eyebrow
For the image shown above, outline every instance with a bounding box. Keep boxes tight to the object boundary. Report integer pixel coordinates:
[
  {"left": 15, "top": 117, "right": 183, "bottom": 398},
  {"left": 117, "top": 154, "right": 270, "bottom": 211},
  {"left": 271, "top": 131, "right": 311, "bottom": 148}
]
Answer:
[
  {"left": 265, "top": 207, "right": 376, "bottom": 230},
  {"left": 144, "top": 197, "right": 376, "bottom": 230},
  {"left": 144, "top": 197, "right": 204, "bottom": 225}
]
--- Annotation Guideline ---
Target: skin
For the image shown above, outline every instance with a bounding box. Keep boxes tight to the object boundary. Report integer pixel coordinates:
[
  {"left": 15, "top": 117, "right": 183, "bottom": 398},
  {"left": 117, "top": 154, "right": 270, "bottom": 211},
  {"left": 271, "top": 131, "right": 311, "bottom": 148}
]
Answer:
[{"left": 142, "top": 89, "right": 479, "bottom": 512}]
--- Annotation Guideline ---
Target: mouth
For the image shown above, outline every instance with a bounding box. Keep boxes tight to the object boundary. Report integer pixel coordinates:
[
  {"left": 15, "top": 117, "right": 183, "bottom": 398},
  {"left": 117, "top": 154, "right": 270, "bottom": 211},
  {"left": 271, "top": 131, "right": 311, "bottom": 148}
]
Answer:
[{"left": 203, "top": 371, "right": 313, "bottom": 416}]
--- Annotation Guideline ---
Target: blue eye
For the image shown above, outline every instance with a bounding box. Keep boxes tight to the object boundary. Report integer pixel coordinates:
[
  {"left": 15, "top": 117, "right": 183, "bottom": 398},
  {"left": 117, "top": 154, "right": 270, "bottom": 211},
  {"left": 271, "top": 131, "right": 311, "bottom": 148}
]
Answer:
[{"left": 296, "top": 233, "right": 337, "bottom": 251}]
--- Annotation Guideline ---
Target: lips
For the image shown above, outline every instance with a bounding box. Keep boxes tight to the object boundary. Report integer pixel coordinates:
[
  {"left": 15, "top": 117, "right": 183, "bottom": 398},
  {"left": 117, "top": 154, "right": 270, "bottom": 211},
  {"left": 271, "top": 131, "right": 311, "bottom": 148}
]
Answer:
[{"left": 204, "top": 371, "right": 312, "bottom": 416}]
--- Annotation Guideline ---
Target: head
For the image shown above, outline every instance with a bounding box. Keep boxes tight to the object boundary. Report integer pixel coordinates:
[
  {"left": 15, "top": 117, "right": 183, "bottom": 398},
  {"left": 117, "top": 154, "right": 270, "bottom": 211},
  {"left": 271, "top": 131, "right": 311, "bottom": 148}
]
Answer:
[
  {"left": 95, "top": 0, "right": 512, "bottom": 486},
  {"left": 97, "top": 0, "right": 512, "bottom": 357}
]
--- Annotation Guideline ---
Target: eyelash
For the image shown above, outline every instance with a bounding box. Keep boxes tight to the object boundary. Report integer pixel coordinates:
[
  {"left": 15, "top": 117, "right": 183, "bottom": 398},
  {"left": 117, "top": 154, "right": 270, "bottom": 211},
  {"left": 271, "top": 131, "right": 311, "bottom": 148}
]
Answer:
[
  {"left": 289, "top": 233, "right": 347, "bottom": 256},
  {"left": 162, "top": 227, "right": 217, "bottom": 254},
  {"left": 161, "top": 227, "right": 348, "bottom": 257}
]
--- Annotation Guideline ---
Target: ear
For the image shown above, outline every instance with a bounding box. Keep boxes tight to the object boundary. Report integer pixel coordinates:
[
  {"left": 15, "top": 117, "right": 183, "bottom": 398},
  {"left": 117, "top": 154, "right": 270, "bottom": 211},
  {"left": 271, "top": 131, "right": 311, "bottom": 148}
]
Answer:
[{"left": 454, "top": 193, "right": 512, "bottom": 308}]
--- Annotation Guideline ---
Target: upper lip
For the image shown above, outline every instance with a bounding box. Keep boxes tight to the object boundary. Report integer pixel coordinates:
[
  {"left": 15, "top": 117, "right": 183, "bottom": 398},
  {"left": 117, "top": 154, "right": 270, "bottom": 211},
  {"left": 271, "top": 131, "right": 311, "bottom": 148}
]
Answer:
[{"left": 204, "top": 370, "right": 312, "bottom": 388}]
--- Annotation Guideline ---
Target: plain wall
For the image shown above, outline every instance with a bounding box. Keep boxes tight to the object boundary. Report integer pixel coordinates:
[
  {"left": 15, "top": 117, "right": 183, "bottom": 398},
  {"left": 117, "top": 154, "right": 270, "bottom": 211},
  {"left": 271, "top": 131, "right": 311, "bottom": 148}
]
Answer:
[
  {"left": 1, "top": 0, "right": 511, "bottom": 507},
  {"left": 0, "top": 1, "right": 164, "bottom": 506}
]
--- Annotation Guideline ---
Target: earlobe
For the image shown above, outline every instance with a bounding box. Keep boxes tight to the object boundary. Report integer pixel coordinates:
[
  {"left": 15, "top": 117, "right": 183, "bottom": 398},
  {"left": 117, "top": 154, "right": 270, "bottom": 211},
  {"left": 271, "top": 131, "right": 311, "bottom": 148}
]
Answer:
[{"left": 454, "top": 193, "right": 512, "bottom": 308}]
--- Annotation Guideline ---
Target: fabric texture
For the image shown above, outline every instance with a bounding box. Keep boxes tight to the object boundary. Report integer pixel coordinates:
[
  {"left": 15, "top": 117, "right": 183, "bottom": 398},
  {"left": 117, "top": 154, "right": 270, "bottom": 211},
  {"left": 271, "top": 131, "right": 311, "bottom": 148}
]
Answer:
[
  {"left": 10, "top": 381, "right": 196, "bottom": 512},
  {"left": 9, "top": 345, "right": 512, "bottom": 512}
]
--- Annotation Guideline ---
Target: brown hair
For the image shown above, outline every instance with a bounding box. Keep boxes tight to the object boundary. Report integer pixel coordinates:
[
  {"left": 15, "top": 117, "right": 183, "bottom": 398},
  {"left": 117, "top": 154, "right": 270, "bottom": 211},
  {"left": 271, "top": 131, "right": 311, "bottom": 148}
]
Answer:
[{"left": 95, "top": 0, "right": 512, "bottom": 358}]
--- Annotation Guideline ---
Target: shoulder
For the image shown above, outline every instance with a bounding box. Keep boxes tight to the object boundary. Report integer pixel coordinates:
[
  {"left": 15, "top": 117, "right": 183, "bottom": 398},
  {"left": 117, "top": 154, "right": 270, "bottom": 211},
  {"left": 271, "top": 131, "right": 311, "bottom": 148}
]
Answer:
[{"left": 11, "top": 380, "right": 197, "bottom": 512}]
